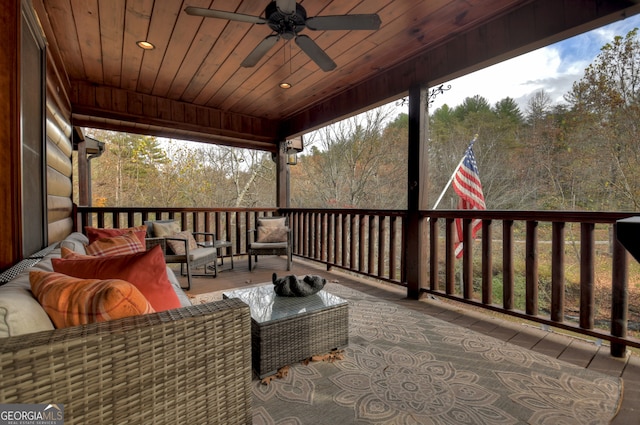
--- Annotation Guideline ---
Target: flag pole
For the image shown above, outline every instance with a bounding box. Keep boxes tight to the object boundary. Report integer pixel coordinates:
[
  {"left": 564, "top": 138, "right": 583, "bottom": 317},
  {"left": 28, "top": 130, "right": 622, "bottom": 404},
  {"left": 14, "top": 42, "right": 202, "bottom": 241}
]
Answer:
[{"left": 430, "top": 134, "right": 478, "bottom": 211}]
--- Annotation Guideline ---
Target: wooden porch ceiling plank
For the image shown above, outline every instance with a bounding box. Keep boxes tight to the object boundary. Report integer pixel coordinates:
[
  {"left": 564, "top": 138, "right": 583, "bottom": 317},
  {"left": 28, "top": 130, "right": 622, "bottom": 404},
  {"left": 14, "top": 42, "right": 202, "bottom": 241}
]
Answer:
[
  {"left": 135, "top": 1, "right": 183, "bottom": 94},
  {"left": 31, "top": 0, "right": 73, "bottom": 109},
  {"left": 210, "top": 0, "right": 378, "bottom": 112},
  {"left": 120, "top": 0, "right": 154, "bottom": 92},
  {"left": 172, "top": 1, "right": 265, "bottom": 103},
  {"left": 97, "top": 1, "right": 125, "bottom": 88},
  {"left": 43, "top": 0, "right": 86, "bottom": 81},
  {"left": 241, "top": 0, "right": 452, "bottom": 119},
  {"left": 150, "top": 0, "right": 217, "bottom": 98},
  {"left": 195, "top": 0, "right": 338, "bottom": 108},
  {"left": 282, "top": 0, "right": 640, "bottom": 137},
  {"left": 230, "top": 0, "right": 403, "bottom": 117}
]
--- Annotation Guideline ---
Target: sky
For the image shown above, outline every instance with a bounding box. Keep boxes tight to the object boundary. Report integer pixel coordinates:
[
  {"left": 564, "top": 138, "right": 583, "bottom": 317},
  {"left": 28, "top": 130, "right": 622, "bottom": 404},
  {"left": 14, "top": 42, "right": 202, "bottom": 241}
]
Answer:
[{"left": 419, "top": 12, "right": 640, "bottom": 114}]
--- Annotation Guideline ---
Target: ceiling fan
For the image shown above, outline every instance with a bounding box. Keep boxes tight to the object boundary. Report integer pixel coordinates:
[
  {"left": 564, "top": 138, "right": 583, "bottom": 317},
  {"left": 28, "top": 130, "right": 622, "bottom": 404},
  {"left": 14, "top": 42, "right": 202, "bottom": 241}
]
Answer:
[{"left": 185, "top": 0, "right": 381, "bottom": 71}]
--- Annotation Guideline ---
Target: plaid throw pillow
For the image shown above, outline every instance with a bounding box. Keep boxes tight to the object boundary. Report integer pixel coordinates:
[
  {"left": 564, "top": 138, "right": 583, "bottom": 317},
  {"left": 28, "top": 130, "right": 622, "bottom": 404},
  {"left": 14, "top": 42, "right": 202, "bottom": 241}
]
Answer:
[
  {"left": 30, "top": 271, "right": 155, "bottom": 329},
  {"left": 85, "top": 231, "right": 145, "bottom": 257},
  {"left": 85, "top": 225, "right": 147, "bottom": 245}
]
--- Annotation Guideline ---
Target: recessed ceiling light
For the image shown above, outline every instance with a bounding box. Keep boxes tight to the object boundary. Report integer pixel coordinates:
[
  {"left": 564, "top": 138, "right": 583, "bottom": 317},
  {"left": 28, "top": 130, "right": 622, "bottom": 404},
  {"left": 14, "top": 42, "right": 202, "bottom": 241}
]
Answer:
[
  {"left": 279, "top": 82, "right": 292, "bottom": 89},
  {"left": 136, "top": 41, "right": 155, "bottom": 50}
]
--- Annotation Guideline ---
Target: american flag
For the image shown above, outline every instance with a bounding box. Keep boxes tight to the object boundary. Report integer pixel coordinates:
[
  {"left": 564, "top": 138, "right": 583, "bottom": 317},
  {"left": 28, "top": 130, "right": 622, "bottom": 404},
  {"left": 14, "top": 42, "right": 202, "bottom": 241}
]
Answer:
[{"left": 452, "top": 139, "right": 486, "bottom": 258}]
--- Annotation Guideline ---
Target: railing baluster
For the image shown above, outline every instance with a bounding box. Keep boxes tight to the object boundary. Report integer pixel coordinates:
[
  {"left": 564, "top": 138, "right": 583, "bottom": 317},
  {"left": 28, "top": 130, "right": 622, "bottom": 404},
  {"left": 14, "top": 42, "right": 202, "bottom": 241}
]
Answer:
[
  {"left": 526, "top": 221, "right": 538, "bottom": 315},
  {"left": 503, "top": 220, "right": 514, "bottom": 310},
  {"left": 611, "top": 222, "right": 628, "bottom": 357},
  {"left": 445, "top": 218, "right": 455, "bottom": 295},
  {"left": 359, "top": 215, "right": 366, "bottom": 273},
  {"left": 482, "top": 220, "right": 492, "bottom": 305},
  {"left": 368, "top": 215, "right": 376, "bottom": 275},
  {"left": 378, "top": 216, "right": 386, "bottom": 277},
  {"left": 580, "top": 222, "right": 595, "bottom": 329},
  {"left": 430, "top": 217, "right": 439, "bottom": 291},
  {"left": 463, "top": 218, "right": 473, "bottom": 300},
  {"left": 342, "top": 214, "right": 348, "bottom": 267},
  {"left": 389, "top": 216, "right": 397, "bottom": 281},
  {"left": 551, "top": 222, "right": 565, "bottom": 322}
]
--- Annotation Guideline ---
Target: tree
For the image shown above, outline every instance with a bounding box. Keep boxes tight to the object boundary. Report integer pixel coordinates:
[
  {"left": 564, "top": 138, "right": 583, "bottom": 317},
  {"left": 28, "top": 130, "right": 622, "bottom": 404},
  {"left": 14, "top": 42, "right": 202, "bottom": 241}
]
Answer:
[
  {"left": 566, "top": 28, "right": 640, "bottom": 210},
  {"left": 291, "top": 105, "right": 405, "bottom": 208},
  {"left": 88, "top": 130, "right": 168, "bottom": 207}
]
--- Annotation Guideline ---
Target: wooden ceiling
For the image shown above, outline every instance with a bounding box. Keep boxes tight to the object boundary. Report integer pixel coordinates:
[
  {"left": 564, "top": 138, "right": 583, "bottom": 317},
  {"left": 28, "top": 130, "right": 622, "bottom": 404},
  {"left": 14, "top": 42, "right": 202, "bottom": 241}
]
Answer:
[{"left": 34, "top": 0, "right": 640, "bottom": 152}]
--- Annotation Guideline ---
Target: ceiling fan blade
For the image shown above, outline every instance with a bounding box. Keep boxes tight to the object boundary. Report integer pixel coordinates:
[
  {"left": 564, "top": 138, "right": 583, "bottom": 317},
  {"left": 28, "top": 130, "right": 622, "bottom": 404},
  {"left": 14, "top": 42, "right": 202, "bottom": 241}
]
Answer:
[
  {"left": 306, "top": 14, "right": 381, "bottom": 31},
  {"left": 184, "top": 6, "right": 267, "bottom": 24},
  {"left": 276, "top": 0, "right": 296, "bottom": 15},
  {"left": 295, "top": 35, "right": 336, "bottom": 72},
  {"left": 241, "top": 35, "right": 280, "bottom": 68}
]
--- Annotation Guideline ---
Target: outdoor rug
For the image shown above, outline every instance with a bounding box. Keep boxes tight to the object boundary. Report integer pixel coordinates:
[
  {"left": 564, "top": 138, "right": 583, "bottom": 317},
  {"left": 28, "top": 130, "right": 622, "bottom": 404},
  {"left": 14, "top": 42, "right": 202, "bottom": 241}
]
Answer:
[{"left": 190, "top": 283, "right": 622, "bottom": 425}]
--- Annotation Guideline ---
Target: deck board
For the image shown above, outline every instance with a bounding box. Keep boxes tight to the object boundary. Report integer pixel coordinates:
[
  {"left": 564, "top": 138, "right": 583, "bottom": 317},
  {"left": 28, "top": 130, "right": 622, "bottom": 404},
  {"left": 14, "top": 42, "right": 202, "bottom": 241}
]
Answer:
[{"left": 173, "top": 254, "right": 640, "bottom": 424}]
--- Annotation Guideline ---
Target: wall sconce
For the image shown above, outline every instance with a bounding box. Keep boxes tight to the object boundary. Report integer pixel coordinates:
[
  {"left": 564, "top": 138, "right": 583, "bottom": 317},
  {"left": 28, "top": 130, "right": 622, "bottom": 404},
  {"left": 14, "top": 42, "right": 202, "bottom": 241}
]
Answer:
[
  {"left": 283, "top": 136, "right": 303, "bottom": 165},
  {"left": 285, "top": 140, "right": 297, "bottom": 165}
]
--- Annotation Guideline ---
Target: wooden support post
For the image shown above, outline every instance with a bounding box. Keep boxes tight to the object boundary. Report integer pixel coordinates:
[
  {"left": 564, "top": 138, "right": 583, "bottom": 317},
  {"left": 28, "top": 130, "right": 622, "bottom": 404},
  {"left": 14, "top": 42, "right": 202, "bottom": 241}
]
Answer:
[
  {"left": 276, "top": 140, "right": 289, "bottom": 208},
  {"left": 0, "top": 1, "right": 22, "bottom": 268},
  {"left": 405, "top": 84, "right": 429, "bottom": 299}
]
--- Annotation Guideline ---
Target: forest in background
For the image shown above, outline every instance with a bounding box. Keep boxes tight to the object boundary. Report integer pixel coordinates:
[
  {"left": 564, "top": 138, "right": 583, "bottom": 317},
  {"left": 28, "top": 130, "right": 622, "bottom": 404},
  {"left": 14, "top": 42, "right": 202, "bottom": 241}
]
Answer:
[{"left": 78, "top": 28, "right": 640, "bottom": 214}]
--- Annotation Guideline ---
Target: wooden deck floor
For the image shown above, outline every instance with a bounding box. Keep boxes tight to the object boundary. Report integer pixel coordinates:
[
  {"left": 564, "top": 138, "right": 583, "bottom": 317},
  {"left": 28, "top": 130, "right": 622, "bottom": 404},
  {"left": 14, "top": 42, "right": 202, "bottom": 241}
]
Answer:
[{"left": 174, "top": 254, "right": 640, "bottom": 424}]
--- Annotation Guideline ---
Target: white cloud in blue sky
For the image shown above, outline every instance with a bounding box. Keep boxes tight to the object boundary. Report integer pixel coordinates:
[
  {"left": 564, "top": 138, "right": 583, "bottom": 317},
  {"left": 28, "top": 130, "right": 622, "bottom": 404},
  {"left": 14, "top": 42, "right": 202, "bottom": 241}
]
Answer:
[{"left": 425, "top": 12, "right": 640, "bottom": 114}]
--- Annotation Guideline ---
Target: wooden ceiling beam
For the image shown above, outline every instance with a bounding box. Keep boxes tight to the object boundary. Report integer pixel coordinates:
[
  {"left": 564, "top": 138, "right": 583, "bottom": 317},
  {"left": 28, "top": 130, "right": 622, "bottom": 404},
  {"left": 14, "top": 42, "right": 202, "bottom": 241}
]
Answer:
[{"left": 70, "top": 81, "right": 280, "bottom": 146}]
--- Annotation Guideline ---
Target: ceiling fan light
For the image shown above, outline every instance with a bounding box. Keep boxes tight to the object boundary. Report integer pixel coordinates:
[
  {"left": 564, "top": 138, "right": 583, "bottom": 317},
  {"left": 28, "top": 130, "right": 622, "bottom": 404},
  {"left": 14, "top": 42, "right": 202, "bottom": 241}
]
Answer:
[
  {"left": 279, "top": 82, "right": 292, "bottom": 89},
  {"left": 136, "top": 40, "right": 155, "bottom": 50}
]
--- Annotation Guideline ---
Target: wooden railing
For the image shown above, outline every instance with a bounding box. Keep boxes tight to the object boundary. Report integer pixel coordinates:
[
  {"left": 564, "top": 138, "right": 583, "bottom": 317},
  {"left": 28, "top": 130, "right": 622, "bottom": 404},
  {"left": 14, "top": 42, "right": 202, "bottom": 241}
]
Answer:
[
  {"left": 75, "top": 206, "right": 640, "bottom": 356},
  {"left": 75, "top": 207, "right": 279, "bottom": 260},
  {"left": 281, "top": 209, "right": 407, "bottom": 284},
  {"left": 422, "top": 210, "right": 638, "bottom": 356}
]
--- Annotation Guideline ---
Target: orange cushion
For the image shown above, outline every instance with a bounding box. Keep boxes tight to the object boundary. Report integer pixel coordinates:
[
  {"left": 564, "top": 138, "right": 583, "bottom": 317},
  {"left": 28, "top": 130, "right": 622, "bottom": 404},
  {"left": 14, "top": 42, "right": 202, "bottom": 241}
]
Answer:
[
  {"left": 85, "top": 225, "right": 147, "bottom": 245},
  {"left": 166, "top": 231, "right": 199, "bottom": 255},
  {"left": 53, "top": 245, "right": 181, "bottom": 312},
  {"left": 85, "top": 231, "right": 145, "bottom": 257},
  {"left": 30, "top": 271, "right": 155, "bottom": 329}
]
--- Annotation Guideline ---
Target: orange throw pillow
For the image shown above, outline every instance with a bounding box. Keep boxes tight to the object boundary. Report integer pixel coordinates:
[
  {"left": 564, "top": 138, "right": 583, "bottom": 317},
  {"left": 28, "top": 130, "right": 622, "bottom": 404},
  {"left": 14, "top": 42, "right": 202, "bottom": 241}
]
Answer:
[
  {"left": 29, "top": 271, "right": 155, "bottom": 329},
  {"left": 85, "top": 225, "right": 147, "bottom": 246},
  {"left": 52, "top": 245, "right": 181, "bottom": 312},
  {"left": 85, "top": 231, "right": 145, "bottom": 257}
]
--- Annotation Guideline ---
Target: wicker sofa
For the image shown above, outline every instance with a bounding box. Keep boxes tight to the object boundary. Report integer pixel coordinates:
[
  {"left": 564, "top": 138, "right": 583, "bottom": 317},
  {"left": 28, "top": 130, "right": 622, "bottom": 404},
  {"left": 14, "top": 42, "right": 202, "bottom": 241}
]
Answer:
[{"left": 0, "top": 233, "right": 252, "bottom": 424}]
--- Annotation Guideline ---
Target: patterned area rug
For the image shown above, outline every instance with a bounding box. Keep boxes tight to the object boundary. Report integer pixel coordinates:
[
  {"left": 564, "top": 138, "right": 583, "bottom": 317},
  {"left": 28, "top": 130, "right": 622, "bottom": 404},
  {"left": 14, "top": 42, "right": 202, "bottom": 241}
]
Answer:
[{"left": 190, "top": 283, "right": 622, "bottom": 425}]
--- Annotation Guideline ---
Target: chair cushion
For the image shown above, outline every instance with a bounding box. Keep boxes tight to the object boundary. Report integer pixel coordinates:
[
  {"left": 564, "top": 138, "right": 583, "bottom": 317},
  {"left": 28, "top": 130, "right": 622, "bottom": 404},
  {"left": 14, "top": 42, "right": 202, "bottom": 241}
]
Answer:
[
  {"left": 249, "top": 242, "right": 289, "bottom": 249},
  {"left": 85, "top": 225, "right": 147, "bottom": 245},
  {"left": 257, "top": 226, "right": 288, "bottom": 243},
  {"left": 85, "top": 231, "right": 145, "bottom": 257},
  {"left": 257, "top": 217, "right": 286, "bottom": 228},
  {"left": 0, "top": 287, "right": 55, "bottom": 337},
  {"left": 53, "top": 245, "right": 181, "bottom": 312},
  {"left": 59, "top": 232, "right": 89, "bottom": 254},
  {"left": 166, "top": 231, "right": 198, "bottom": 255},
  {"left": 153, "top": 221, "right": 181, "bottom": 237},
  {"left": 30, "top": 271, "right": 155, "bottom": 329}
]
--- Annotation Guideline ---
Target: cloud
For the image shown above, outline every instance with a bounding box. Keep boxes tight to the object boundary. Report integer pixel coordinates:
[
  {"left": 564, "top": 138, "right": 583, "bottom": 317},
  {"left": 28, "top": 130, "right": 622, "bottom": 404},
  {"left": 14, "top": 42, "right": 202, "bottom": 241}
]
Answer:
[{"left": 426, "top": 13, "right": 640, "bottom": 115}]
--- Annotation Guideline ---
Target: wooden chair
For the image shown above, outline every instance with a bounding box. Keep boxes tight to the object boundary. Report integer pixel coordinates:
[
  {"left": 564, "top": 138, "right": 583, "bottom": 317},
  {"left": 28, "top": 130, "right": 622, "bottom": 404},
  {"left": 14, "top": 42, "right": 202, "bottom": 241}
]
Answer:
[
  {"left": 144, "top": 220, "right": 217, "bottom": 290},
  {"left": 247, "top": 216, "right": 292, "bottom": 271}
]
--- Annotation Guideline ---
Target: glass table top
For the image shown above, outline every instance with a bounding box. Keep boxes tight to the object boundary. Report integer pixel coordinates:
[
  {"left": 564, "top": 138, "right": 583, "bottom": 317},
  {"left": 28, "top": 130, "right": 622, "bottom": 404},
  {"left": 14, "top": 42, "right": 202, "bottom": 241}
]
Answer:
[{"left": 222, "top": 284, "right": 348, "bottom": 324}]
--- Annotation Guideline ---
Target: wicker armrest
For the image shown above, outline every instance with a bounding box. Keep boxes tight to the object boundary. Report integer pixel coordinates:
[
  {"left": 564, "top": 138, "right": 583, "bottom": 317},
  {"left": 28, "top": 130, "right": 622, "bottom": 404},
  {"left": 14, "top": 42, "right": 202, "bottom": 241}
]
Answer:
[
  {"left": 145, "top": 237, "right": 166, "bottom": 252},
  {"left": 192, "top": 232, "right": 216, "bottom": 244},
  {"left": 0, "top": 299, "right": 252, "bottom": 425}
]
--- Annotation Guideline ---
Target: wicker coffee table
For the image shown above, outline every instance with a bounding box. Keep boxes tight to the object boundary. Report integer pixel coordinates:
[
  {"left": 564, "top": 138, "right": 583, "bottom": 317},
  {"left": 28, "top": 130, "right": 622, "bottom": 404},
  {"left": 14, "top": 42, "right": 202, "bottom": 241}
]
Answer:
[{"left": 222, "top": 284, "right": 349, "bottom": 378}]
